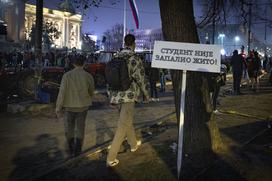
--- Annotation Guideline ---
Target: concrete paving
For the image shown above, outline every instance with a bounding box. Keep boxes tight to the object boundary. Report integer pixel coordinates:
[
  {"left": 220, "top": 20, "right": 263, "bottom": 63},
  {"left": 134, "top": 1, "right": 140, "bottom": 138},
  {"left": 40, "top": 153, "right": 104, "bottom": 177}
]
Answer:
[{"left": 0, "top": 88, "right": 175, "bottom": 181}]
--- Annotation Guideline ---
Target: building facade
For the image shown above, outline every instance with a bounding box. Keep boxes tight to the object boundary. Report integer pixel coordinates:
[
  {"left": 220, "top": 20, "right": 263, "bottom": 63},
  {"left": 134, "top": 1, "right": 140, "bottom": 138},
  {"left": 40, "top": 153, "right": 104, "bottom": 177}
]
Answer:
[
  {"left": 24, "top": 3, "right": 82, "bottom": 49},
  {"left": 132, "top": 28, "right": 163, "bottom": 52},
  {"left": 1, "top": 0, "right": 82, "bottom": 50}
]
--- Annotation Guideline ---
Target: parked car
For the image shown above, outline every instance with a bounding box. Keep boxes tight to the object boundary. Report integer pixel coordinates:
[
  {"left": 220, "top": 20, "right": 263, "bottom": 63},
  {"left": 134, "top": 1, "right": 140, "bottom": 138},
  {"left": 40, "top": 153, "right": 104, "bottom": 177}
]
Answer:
[{"left": 84, "top": 51, "right": 115, "bottom": 87}]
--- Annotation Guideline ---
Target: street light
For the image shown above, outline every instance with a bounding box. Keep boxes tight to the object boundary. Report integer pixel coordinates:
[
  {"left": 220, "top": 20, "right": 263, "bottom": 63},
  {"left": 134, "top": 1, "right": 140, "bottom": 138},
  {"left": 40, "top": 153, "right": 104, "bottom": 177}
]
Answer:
[
  {"left": 220, "top": 49, "right": 226, "bottom": 55},
  {"left": 235, "top": 36, "right": 240, "bottom": 42},
  {"left": 234, "top": 36, "right": 240, "bottom": 50},
  {"left": 218, "top": 33, "right": 225, "bottom": 45}
]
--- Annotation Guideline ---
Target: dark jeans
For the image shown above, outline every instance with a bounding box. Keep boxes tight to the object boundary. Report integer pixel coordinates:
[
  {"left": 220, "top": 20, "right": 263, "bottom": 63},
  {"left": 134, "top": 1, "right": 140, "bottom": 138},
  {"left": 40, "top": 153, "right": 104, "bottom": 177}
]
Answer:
[
  {"left": 233, "top": 72, "right": 242, "bottom": 94},
  {"left": 149, "top": 80, "right": 158, "bottom": 98},
  {"left": 64, "top": 110, "right": 87, "bottom": 142},
  {"left": 212, "top": 85, "right": 220, "bottom": 110},
  {"left": 160, "top": 75, "right": 166, "bottom": 92}
]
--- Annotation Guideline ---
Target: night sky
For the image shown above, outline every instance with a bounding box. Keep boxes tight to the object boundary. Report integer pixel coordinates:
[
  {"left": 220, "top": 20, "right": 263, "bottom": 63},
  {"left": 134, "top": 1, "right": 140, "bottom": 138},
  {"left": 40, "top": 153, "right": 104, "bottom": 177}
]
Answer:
[
  {"left": 27, "top": 0, "right": 271, "bottom": 43},
  {"left": 28, "top": 0, "right": 162, "bottom": 37}
]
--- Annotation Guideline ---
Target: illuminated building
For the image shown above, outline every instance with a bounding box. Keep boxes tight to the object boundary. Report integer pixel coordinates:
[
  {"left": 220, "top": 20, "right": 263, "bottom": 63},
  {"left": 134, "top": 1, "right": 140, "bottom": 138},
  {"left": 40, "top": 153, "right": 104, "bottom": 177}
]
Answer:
[{"left": 2, "top": 0, "right": 82, "bottom": 50}]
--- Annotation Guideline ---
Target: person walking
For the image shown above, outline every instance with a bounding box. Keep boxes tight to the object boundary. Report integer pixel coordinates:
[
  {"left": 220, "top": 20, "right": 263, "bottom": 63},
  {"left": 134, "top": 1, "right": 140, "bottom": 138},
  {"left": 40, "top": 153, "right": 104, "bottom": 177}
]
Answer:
[
  {"left": 160, "top": 69, "right": 166, "bottom": 92},
  {"left": 55, "top": 55, "right": 95, "bottom": 157},
  {"left": 253, "top": 51, "right": 262, "bottom": 91},
  {"left": 230, "top": 50, "right": 243, "bottom": 95},
  {"left": 149, "top": 65, "right": 160, "bottom": 101},
  {"left": 106, "top": 34, "right": 149, "bottom": 167},
  {"left": 211, "top": 64, "right": 227, "bottom": 113}
]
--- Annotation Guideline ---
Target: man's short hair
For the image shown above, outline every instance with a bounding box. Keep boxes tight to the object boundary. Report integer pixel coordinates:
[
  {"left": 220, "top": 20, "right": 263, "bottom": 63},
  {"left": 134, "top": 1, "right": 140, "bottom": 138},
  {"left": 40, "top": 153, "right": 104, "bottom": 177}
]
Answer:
[
  {"left": 72, "top": 55, "right": 85, "bottom": 66},
  {"left": 124, "top": 34, "right": 135, "bottom": 47}
]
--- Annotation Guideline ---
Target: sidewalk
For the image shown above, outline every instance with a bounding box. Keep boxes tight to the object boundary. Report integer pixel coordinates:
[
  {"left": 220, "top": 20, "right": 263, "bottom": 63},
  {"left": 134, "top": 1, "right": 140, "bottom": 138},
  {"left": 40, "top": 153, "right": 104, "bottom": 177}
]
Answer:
[
  {"left": 39, "top": 74, "right": 272, "bottom": 181},
  {"left": 1, "top": 74, "right": 271, "bottom": 181},
  {"left": 0, "top": 87, "right": 175, "bottom": 181}
]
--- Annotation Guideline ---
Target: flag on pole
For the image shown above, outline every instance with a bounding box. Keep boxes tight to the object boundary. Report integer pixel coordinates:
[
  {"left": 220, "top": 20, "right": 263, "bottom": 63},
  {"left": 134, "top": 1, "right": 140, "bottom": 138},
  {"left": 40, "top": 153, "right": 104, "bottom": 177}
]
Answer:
[{"left": 128, "top": 0, "right": 139, "bottom": 29}]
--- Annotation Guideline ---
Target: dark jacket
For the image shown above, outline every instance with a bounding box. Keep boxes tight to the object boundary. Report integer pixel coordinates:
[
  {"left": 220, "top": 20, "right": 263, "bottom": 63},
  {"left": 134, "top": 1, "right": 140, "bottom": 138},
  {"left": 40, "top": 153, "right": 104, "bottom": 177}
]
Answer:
[
  {"left": 149, "top": 68, "right": 160, "bottom": 82},
  {"left": 230, "top": 53, "right": 243, "bottom": 75}
]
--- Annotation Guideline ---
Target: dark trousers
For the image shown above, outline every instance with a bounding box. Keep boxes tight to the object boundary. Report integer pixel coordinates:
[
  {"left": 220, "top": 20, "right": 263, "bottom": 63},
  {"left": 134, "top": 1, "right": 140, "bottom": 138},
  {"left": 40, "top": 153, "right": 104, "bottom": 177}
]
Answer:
[
  {"left": 64, "top": 110, "right": 87, "bottom": 148},
  {"left": 160, "top": 75, "right": 166, "bottom": 92},
  {"left": 212, "top": 85, "right": 220, "bottom": 110},
  {"left": 149, "top": 80, "right": 158, "bottom": 98},
  {"left": 233, "top": 72, "right": 242, "bottom": 94}
]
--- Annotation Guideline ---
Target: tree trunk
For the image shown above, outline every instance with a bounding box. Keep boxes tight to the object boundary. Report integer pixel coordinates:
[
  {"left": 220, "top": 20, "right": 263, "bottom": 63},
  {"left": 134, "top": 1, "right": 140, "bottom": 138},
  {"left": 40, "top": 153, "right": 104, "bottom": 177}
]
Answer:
[
  {"left": 159, "top": 0, "right": 223, "bottom": 179},
  {"left": 34, "top": 0, "right": 43, "bottom": 99},
  {"left": 35, "top": 0, "right": 43, "bottom": 54}
]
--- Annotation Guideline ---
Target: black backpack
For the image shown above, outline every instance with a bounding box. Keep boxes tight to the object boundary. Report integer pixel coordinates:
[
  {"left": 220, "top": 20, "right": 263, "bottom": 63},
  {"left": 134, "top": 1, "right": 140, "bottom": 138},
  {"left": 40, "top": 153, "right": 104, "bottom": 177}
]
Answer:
[{"left": 105, "top": 56, "right": 132, "bottom": 91}]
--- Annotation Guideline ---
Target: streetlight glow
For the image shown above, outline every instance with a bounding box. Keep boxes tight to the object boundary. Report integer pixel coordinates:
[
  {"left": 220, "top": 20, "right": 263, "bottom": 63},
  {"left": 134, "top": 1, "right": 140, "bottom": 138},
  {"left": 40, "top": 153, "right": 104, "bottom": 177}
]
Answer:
[
  {"left": 218, "top": 33, "right": 225, "bottom": 45},
  {"left": 234, "top": 36, "right": 240, "bottom": 42},
  {"left": 220, "top": 49, "right": 226, "bottom": 55}
]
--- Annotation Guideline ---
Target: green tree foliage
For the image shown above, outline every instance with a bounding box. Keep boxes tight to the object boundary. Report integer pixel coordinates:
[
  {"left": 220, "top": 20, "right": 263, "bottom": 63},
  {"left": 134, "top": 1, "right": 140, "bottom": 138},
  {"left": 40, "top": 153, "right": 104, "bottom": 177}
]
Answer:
[{"left": 28, "top": 21, "right": 61, "bottom": 50}]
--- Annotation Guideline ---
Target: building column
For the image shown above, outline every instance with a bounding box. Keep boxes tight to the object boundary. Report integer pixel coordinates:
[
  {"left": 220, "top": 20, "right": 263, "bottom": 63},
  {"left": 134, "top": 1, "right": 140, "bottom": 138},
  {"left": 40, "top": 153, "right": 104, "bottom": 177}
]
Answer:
[
  {"left": 63, "top": 17, "right": 68, "bottom": 48},
  {"left": 77, "top": 23, "right": 80, "bottom": 49}
]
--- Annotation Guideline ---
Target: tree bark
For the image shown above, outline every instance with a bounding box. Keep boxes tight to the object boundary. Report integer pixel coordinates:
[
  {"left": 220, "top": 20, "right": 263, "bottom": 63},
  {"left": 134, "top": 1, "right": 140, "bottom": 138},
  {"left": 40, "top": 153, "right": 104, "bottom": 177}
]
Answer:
[
  {"left": 34, "top": 0, "right": 43, "bottom": 99},
  {"left": 35, "top": 0, "right": 43, "bottom": 54},
  {"left": 159, "top": 0, "right": 223, "bottom": 179}
]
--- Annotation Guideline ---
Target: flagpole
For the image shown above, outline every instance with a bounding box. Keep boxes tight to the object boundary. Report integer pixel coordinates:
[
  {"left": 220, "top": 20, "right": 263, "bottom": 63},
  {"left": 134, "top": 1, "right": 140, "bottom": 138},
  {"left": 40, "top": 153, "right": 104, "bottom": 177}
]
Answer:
[{"left": 123, "top": 0, "right": 126, "bottom": 47}]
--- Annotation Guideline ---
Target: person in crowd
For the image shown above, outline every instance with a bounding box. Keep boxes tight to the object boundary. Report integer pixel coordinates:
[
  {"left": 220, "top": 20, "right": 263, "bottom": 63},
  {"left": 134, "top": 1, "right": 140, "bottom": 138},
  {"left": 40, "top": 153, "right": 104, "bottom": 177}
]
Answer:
[
  {"left": 55, "top": 55, "right": 95, "bottom": 157},
  {"left": 263, "top": 55, "right": 268, "bottom": 72},
  {"left": 149, "top": 65, "right": 160, "bottom": 101},
  {"left": 106, "top": 34, "right": 149, "bottom": 167},
  {"left": 240, "top": 46, "right": 249, "bottom": 87},
  {"left": 246, "top": 51, "right": 255, "bottom": 90},
  {"left": 64, "top": 55, "right": 72, "bottom": 72},
  {"left": 230, "top": 50, "right": 243, "bottom": 95},
  {"left": 269, "top": 57, "right": 272, "bottom": 85},
  {"left": 160, "top": 69, "right": 166, "bottom": 93},
  {"left": 253, "top": 51, "right": 262, "bottom": 91},
  {"left": 50, "top": 52, "right": 55, "bottom": 66},
  {"left": 43, "top": 53, "right": 50, "bottom": 67},
  {"left": 210, "top": 64, "right": 227, "bottom": 113}
]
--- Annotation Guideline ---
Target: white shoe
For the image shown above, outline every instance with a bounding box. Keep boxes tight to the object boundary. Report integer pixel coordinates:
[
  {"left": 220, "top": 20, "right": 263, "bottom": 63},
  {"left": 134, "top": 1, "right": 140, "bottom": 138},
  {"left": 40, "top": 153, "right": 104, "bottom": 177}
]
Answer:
[
  {"left": 213, "top": 110, "right": 220, "bottom": 114},
  {"left": 107, "top": 159, "right": 119, "bottom": 167},
  {"left": 131, "top": 140, "right": 142, "bottom": 152}
]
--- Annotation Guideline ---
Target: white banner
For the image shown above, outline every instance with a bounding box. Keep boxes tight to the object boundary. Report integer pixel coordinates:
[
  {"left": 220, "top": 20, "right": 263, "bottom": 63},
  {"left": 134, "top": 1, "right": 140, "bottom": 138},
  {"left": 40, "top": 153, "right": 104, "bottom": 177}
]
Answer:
[{"left": 152, "top": 41, "right": 222, "bottom": 73}]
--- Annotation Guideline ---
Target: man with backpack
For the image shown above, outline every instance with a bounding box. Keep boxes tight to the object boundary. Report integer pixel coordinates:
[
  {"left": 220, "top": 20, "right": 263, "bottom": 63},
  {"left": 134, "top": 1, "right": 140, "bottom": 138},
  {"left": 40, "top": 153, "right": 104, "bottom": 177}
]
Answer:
[{"left": 106, "top": 34, "right": 149, "bottom": 167}]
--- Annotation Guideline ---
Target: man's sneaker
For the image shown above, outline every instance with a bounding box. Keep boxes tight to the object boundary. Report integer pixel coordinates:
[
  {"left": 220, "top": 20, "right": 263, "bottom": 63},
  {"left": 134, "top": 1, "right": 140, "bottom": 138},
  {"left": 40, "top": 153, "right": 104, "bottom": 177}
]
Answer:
[
  {"left": 107, "top": 159, "right": 119, "bottom": 167},
  {"left": 131, "top": 140, "right": 142, "bottom": 152},
  {"left": 213, "top": 110, "right": 221, "bottom": 114}
]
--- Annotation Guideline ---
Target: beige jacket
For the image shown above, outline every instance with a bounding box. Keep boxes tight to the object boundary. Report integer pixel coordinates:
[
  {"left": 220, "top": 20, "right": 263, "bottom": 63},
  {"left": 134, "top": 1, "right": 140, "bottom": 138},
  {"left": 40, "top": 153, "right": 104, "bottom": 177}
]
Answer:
[{"left": 56, "top": 67, "right": 95, "bottom": 112}]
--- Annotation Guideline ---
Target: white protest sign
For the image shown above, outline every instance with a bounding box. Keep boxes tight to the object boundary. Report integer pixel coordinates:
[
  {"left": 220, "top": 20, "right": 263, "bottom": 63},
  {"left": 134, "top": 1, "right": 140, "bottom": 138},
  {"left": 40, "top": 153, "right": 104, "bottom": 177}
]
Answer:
[
  {"left": 151, "top": 40, "right": 222, "bottom": 179},
  {"left": 152, "top": 41, "right": 222, "bottom": 73}
]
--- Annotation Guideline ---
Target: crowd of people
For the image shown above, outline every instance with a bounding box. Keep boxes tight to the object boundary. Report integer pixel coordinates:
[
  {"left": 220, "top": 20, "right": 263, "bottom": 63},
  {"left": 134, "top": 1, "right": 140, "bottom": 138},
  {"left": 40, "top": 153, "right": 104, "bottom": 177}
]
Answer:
[
  {"left": 0, "top": 50, "right": 100, "bottom": 71},
  {"left": 1, "top": 38, "right": 271, "bottom": 168},
  {"left": 230, "top": 46, "right": 272, "bottom": 95}
]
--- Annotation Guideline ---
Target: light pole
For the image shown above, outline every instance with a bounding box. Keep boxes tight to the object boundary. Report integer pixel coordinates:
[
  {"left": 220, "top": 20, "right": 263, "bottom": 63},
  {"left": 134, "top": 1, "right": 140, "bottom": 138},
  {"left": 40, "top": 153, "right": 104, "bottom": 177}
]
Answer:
[
  {"left": 234, "top": 36, "right": 240, "bottom": 50},
  {"left": 218, "top": 33, "right": 225, "bottom": 45}
]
